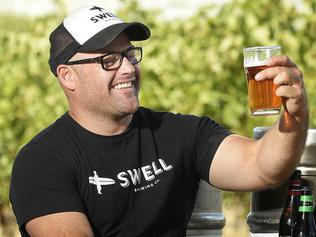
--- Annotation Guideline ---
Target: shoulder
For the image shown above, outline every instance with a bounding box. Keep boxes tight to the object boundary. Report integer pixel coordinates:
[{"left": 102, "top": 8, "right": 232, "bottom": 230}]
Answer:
[
  {"left": 13, "top": 113, "right": 76, "bottom": 173},
  {"left": 137, "top": 106, "right": 220, "bottom": 130},
  {"left": 136, "top": 107, "right": 232, "bottom": 146},
  {"left": 138, "top": 106, "right": 203, "bottom": 123},
  {"left": 28, "top": 112, "right": 71, "bottom": 145}
]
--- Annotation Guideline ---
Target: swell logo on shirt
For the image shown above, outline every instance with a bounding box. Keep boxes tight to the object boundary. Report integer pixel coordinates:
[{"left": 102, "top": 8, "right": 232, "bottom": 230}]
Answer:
[
  {"left": 89, "top": 171, "right": 115, "bottom": 194},
  {"left": 88, "top": 159, "right": 173, "bottom": 194}
]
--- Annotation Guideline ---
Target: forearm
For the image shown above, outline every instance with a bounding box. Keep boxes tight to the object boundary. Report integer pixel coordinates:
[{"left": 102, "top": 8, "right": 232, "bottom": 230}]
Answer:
[{"left": 255, "top": 109, "right": 309, "bottom": 186}]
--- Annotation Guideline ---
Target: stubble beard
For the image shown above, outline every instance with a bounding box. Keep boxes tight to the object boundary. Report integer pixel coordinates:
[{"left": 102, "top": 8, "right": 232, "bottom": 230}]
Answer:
[
  {"left": 113, "top": 93, "right": 139, "bottom": 118},
  {"left": 95, "top": 91, "right": 140, "bottom": 121}
]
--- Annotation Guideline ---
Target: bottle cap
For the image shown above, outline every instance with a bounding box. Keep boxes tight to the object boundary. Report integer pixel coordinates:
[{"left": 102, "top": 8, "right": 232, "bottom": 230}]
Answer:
[{"left": 291, "top": 169, "right": 301, "bottom": 179}]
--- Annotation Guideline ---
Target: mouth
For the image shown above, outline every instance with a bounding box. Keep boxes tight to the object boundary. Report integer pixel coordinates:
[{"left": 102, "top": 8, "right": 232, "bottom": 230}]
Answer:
[{"left": 112, "top": 78, "right": 136, "bottom": 90}]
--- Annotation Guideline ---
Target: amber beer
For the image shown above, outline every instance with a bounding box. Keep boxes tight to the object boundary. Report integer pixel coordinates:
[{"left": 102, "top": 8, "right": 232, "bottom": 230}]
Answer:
[
  {"left": 245, "top": 64, "right": 281, "bottom": 116},
  {"left": 243, "top": 46, "right": 282, "bottom": 116}
]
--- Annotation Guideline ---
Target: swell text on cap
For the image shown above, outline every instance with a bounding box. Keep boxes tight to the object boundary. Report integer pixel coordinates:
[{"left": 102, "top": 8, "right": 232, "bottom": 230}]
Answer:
[{"left": 90, "top": 6, "right": 117, "bottom": 23}]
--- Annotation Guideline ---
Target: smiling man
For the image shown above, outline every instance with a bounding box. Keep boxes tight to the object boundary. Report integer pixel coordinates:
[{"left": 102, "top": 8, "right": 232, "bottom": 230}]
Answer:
[{"left": 9, "top": 4, "right": 308, "bottom": 237}]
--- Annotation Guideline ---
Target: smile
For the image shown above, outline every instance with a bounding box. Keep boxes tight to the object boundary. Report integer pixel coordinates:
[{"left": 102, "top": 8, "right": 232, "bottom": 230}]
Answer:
[
  {"left": 112, "top": 79, "right": 135, "bottom": 90},
  {"left": 112, "top": 77, "right": 136, "bottom": 90}
]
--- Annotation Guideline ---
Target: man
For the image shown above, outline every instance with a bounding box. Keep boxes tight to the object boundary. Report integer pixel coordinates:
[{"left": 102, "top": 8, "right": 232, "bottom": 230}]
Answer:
[{"left": 9, "top": 5, "right": 308, "bottom": 237}]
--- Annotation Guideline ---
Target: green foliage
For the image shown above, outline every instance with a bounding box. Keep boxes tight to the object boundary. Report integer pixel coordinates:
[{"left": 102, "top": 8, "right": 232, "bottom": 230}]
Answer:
[
  {"left": 120, "top": 0, "right": 316, "bottom": 134},
  {"left": 1, "top": 0, "right": 316, "bottom": 211},
  {"left": 0, "top": 14, "right": 66, "bottom": 205}
]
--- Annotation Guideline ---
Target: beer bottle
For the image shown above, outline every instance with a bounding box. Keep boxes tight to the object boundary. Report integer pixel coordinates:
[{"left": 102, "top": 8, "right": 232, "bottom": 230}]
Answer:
[
  {"left": 314, "top": 203, "right": 316, "bottom": 227},
  {"left": 293, "top": 186, "right": 316, "bottom": 237},
  {"left": 279, "top": 170, "right": 302, "bottom": 237}
]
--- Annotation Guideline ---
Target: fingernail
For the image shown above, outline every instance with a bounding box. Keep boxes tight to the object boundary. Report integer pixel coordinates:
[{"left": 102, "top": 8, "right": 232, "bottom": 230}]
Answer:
[
  {"left": 265, "top": 59, "right": 272, "bottom": 65},
  {"left": 255, "top": 74, "right": 262, "bottom": 80}
]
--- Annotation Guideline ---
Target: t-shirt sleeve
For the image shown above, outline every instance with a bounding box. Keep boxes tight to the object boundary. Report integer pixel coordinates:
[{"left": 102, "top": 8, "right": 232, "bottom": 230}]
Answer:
[
  {"left": 194, "top": 116, "right": 232, "bottom": 183},
  {"left": 9, "top": 142, "right": 85, "bottom": 235}
]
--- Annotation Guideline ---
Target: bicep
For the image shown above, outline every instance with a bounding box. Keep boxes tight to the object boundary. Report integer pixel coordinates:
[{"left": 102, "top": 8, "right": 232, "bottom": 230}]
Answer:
[
  {"left": 209, "top": 134, "right": 266, "bottom": 191},
  {"left": 26, "top": 212, "right": 94, "bottom": 237}
]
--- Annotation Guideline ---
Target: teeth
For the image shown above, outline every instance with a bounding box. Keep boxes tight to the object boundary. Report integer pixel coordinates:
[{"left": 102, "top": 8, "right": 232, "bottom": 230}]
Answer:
[{"left": 113, "top": 81, "right": 133, "bottom": 89}]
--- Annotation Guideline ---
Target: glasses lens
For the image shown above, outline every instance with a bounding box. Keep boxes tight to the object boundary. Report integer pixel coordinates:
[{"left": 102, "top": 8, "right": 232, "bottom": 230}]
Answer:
[
  {"left": 102, "top": 54, "right": 121, "bottom": 70},
  {"left": 127, "top": 48, "right": 142, "bottom": 64},
  {"left": 101, "top": 48, "right": 142, "bottom": 70}
]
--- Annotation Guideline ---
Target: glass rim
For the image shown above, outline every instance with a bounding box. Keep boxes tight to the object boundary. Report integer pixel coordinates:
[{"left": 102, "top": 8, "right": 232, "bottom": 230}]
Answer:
[{"left": 243, "top": 45, "right": 281, "bottom": 52}]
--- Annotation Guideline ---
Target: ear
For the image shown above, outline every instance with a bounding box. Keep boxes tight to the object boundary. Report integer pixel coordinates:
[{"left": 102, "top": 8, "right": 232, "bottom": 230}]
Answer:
[{"left": 56, "top": 65, "right": 76, "bottom": 91}]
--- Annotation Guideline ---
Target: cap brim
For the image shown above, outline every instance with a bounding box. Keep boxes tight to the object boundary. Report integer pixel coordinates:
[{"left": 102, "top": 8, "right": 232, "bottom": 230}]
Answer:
[{"left": 78, "top": 22, "right": 150, "bottom": 52}]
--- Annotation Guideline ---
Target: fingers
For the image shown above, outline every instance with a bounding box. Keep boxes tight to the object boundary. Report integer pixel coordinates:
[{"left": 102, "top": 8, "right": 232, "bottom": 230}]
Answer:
[
  {"left": 254, "top": 55, "right": 303, "bottom": 88},
  {"left": 275, "top": 84, "right": 302, "bottom": 99},
  {"left": 273, "top": 69, "right": 302, "bottom": 86},
  {"left": 256, "top": 67, "right": 303, "bottom": 98},
  {"left": 250, "top": 55, "right": 307, "bottom": 117},
  {"left": 252, "top": 55, "right": 304, "bottom": 101},
  {"left": 254, "top": 66, "right": 285, "bottom": 81},
  {"left": 255, "top": 66, "right": 302, "bottom": 85},
  {"left": 254, "top": 55, "right": 296, "bottom": 81},
  {"left": 265, "top": 55, "right": 297, "bottom": 67}
]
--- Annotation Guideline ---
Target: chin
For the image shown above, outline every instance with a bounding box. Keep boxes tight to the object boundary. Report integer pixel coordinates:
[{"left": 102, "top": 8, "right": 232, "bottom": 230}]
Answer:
[
  {"left": 127, "top": 102, "right": 139, "bottom": 114},
  {"left": 118, "top": 101, "right": 139, "bottom": 117}
]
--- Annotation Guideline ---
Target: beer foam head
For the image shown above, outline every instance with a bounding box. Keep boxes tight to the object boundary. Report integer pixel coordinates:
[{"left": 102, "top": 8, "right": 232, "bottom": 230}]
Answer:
[
  {"left": 243, "top": 46, "right": 281, "bottom": 67},
  {"left": 244, "top": 59, "right": 266, "bottom": 67}
]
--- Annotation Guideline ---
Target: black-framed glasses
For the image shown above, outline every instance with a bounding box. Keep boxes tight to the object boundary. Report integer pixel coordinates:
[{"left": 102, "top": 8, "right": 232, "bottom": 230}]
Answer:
[{"left": 65, "top": 46, "right": 143, "bottom": 71}]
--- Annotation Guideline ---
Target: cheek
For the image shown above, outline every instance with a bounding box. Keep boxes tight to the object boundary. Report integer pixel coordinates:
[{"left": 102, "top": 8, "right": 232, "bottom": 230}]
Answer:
[
  {"left": 72, "top": 66, "right": 107, "bottom": 98},
  {"left": 90, "top": 69, "right": 115, "bottom": 91},
  {"left": 79, "top": 78, "right": 104, "bottom": 97}
]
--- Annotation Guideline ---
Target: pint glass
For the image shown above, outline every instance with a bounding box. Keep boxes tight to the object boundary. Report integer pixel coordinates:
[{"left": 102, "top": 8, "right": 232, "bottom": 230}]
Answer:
[{"left": 243, "top": 46, "right": 282, "bottom": 116}]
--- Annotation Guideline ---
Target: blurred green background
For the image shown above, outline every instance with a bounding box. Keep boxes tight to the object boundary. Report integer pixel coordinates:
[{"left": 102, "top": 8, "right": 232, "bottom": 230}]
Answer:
[{"left": 1, "top": 0, "right": 315, "bottom": 236}]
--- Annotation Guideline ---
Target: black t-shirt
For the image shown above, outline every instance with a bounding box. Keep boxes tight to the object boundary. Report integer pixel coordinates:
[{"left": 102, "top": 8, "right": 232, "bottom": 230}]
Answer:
[{"left": 10, "top": 107, "right": 231, "bottom": 237}]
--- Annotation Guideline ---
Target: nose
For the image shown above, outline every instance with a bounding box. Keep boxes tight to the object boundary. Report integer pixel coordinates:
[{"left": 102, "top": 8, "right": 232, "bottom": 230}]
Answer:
[{"left": 119, "top": 57, "right": 136, "bottom": 74}]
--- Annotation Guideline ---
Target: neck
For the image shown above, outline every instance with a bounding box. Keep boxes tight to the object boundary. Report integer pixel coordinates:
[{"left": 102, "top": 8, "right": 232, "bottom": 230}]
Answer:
[{"left": 68, "top": 109, "right": 134, "bottom": 136}]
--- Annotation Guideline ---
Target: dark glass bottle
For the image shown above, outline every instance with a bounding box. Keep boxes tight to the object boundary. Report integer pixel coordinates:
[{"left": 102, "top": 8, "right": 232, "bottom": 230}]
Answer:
[
  {"left": 293, "top": 186, "right": 316, "bottom": 237},
  {"left": 314, "top": 202, "right": 316, "bottom": 228},
  {"left": 279, "top": 170, "right": 302, "bottom": 237}
]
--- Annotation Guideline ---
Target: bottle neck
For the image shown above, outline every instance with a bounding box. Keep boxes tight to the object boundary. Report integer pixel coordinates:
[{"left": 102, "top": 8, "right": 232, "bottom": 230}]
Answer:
[
  {"left": 287, "top": 184, "right": 301, "bottom": 196},
  {"left": 289, "top": 178, "right": 301, "bottom": 186}
]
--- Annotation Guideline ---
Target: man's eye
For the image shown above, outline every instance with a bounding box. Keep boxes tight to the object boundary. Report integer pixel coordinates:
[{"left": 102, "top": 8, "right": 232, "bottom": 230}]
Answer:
[{"left": 102, "top": 55, "right": 120, "bottom": 67}]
